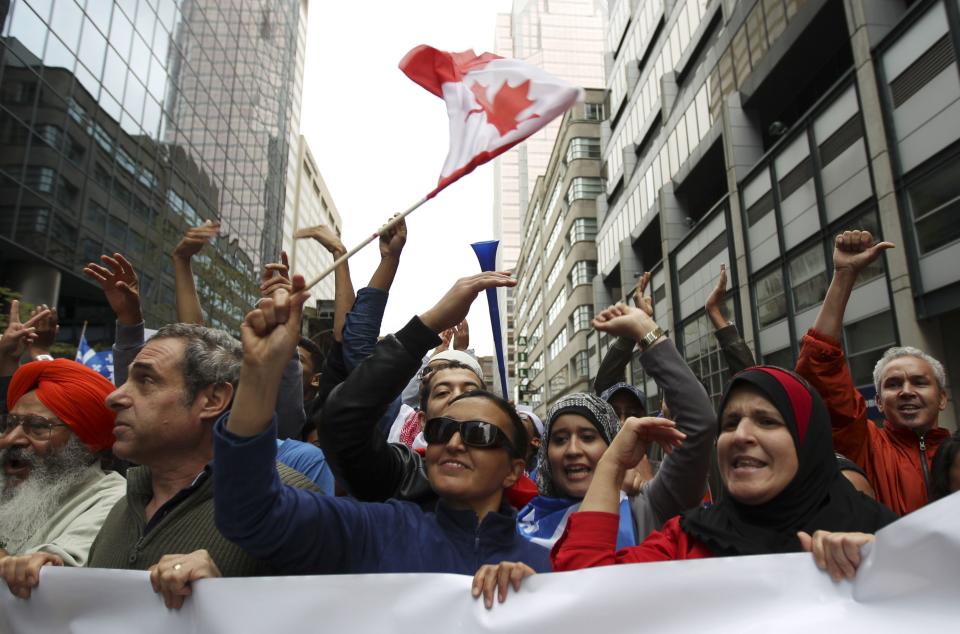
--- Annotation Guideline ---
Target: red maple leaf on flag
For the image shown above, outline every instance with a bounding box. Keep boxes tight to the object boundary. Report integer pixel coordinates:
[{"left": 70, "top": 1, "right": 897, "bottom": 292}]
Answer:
[{"left": 466, "top": 80, "right": 541, "bottom": 136}]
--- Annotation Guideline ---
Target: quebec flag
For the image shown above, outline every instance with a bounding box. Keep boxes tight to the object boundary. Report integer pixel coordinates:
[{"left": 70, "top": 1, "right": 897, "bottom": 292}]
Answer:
[{"left": 76, "top": 334, "right": 115, "bottom": 383}]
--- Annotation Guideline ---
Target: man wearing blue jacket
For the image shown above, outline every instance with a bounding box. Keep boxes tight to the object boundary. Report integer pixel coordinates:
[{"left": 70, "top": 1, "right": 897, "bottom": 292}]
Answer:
[{"left": 148, "top": 271, "right": 549, "bottom": 600}]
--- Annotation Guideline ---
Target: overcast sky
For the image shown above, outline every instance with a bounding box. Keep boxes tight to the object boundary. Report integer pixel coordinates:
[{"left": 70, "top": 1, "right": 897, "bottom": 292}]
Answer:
[{"left": 299, "top": 1, "right": 514, "bottom": 357}]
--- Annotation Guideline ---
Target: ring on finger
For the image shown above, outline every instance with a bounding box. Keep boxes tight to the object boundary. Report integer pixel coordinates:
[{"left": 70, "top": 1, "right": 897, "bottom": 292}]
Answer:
[{"left": 173, "top": 563, "right": 183, "bottom": 571}]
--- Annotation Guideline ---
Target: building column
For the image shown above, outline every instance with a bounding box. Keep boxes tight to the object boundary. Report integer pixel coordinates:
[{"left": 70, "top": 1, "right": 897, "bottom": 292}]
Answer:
[
  {"left": 8, "top": 263, "right": 61, "bottom": 309},
  {"left": 721, "top": 92, "right": 764, "bottom": 348}
]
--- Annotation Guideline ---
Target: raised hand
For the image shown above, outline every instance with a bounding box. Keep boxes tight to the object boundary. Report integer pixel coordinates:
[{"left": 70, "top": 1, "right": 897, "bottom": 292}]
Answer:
[
  {"left": 148, "top": 550, "right": 222, "bottom": 610},
  {"left": 452, "top": 320, "right": 469, "bottom": 351},
  {"left": 241, "top": 274, "right": 311, "bottom": 372},
  {"left": 602, "top": 416, "right": 686, "bottom": 474},
  {"left": 1, "top": 301, "right": 51, "bottom": 374},
  {"left": 260, "top": 251, "right": 293, "bottom": 299},
  {"left": 432, "top": 328, "right": 454, "bottom": 357},
  {"left": 833, "top": 230, "right": 894, "bottom": 277},
  {"left": 632, "top": 271, "right": 653, "bottom": 316},
  {"left": 705, "top": 263, "right": 728, "bottom": 329},
  {"left": 173, "top": 220, "right": 220, "bottom": 260},
  {"left": 27, "top": 304, "right": 59, "bottom": 357},
  {"left": 82, "top": 253, "right": 142, "bottom": 326},
  {"left": 419, "top": 272, "right": 516, "bottom": 335},
  {"left": 378, "top": 215, "right": 407, "bottom": 259},
  {"left": 798, "top": 530, "right": 874, "bottom": 581},
  {"left": 471, "top": 561, "right": 536, "bottom": 609},
  {"left": 295, "top": 224, "right": 346, "bottom": 256},
  {"left": 593, "top": 303, "right": 661, "bottom": 344}
]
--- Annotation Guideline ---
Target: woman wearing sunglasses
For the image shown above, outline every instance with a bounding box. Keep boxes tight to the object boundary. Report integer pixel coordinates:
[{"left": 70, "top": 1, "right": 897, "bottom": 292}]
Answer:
[{"left": 146, "top": 273, "right": 553, "bottom": 609}]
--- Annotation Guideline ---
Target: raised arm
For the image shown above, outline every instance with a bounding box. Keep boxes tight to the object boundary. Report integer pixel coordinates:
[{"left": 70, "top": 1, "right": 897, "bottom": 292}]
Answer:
[
  {"left": 0, "top": 301, "right": 50, "bottom": 380},
  {"left": 295, "top": 225, "right": 354, "bottom": 341},
  {"left": 340, "top": 216, "right": 408, "bottom": 372},
  {"left": 171, "top": 221, "right": 220, "bottom": 325},
  {"left": 705, "top": 264, "right": 756, "bottom": 374},
  {"left": 796, "top": 231, "right": 894, "bottom": 462},
  {"left": 593, "top": 272, "right": 652, "bottom": 394},
  {"left": 593, "top": 303, "right": 715, "bottom": 523},
  {"left": 82, "top": 252, "right": 144, "bottom": 386}
]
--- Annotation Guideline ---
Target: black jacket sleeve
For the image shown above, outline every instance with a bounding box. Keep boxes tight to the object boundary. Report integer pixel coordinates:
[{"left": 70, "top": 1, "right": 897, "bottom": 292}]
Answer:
[
  {"left": 714, "top": 324, "right": 756, "bottom": 375},
  {"left": 318, "top": 316, "right": 440, "bottom": 503},
  {"left": 592, "top": 336, "right": 635, "bottom": 395}
]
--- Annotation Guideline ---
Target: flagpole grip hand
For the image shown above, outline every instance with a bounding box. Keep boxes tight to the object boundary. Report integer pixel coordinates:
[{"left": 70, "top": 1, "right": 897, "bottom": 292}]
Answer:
[{"left": 419, "top": 272, "right": 516, "bottom": 334}]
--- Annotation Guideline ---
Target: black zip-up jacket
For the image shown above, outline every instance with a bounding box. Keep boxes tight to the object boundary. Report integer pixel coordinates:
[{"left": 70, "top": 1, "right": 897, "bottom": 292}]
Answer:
[{"left": 318, "top": 316, "right": 440, "bottom": 505}]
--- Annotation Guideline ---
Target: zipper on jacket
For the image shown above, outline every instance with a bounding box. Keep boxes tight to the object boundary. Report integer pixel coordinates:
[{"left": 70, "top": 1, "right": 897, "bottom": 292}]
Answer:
[{"left": 918, "top": 431, "right": 931, "bottom": 495}]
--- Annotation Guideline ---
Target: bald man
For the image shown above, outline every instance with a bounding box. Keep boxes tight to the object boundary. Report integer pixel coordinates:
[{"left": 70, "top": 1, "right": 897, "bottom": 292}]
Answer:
[{"left": 0, "top": 359, "right": 125, "bottom": 593}]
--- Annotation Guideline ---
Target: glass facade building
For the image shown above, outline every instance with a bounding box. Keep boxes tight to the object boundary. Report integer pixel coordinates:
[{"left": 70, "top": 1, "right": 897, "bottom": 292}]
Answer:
[{"left": 0, "top": 0, "right": 305, "bottom": 343}]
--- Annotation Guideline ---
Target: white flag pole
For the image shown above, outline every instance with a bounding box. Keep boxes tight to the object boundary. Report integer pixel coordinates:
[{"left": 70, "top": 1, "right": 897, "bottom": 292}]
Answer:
[
  {"left": 78, "top": 320, "right": 88, "bottom": 346},
  {"left": 303, "top": 196, "right": 429, "bottom": 292}
]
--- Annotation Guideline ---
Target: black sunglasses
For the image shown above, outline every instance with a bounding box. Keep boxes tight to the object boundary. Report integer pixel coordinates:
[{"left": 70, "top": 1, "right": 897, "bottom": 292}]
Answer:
[{"left": 423, "top": 416, "right": 518, "bottom": 456}]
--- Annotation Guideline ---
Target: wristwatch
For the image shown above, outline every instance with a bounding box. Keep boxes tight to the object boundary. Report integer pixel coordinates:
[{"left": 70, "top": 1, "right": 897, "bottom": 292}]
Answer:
[{"left": 639, "top": 326, "right": 664, "bottom": 350}]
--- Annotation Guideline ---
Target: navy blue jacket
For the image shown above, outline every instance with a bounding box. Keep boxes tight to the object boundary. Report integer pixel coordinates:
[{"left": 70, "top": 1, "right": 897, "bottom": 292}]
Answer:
[{"left": 213, "top": 416, "right": 551, "bottom": 575}]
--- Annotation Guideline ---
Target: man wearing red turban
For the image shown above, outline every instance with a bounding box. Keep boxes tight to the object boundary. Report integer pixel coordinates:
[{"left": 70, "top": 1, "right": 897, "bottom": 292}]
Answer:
[{"left": 0, "top": 359, "right": 126, "bottom": 585}]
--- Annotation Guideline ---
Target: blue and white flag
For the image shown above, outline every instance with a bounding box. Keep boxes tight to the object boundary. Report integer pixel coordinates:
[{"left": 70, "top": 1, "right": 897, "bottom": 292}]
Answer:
[{"left": 76, "top": 334, "right": 115, "bottom": 383}]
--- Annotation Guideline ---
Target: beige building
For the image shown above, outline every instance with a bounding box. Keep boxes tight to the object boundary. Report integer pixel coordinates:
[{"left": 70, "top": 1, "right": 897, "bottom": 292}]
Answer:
[
  {"left": 587, "top": 0, "right": 958, "bottom": 427},
  {"left": 493, "top": 0, "right": 607, "bottom": 396},
  {"left": 281, "top": 135, "right": 343, "bottom": 302},
  {"left": 514, "top": 91, "right": 605, "bottom": 415}
]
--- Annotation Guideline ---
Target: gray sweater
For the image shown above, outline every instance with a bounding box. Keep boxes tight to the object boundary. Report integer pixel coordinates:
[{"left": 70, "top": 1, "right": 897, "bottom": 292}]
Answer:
[{"left": 623, "top": 340, "right": 717, "bottom": 540}]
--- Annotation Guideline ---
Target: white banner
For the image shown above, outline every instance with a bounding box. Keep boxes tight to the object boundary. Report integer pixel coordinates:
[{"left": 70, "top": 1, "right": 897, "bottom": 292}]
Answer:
[{"left": 2, "top": 493, "right": 958, "bottom": 634}]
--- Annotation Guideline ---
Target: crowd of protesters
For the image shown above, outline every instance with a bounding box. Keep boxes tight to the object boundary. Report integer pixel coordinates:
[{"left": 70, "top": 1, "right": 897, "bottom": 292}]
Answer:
[{"left": 0, "top": 218, "right": 957, "bottom": 610}]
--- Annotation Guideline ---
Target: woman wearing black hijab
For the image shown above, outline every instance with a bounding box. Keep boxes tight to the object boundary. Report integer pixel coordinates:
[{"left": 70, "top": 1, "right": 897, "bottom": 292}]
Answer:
[{"left": 552, "top": 366, "right": 897, "bottom": 579}]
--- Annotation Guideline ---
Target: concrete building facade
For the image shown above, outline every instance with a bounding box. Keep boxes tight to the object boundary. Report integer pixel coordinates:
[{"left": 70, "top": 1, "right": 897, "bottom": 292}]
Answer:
[
  {"left": 586, "top": 0, "right": 958, "bottom": 426},
  {"left": 514, "top": 90, "right": 606, "bottom": 412},
  {"left": 493, "top": 0, "right": 607, "bottom": 394}
]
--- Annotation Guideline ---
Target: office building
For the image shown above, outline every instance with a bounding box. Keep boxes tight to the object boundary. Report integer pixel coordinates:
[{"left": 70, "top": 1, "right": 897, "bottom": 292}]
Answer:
[
  {"left": 0, "top": 0, "right": 306, "bottom": 343},
  {"left": 514, "top": 90, "right": 605, "bottom": 412},
  {"left": 588, "top": 0, "right": 958, "bottom": 425},
  {"left": 493, "top": 0, "right": 607, "bottom": 394}
]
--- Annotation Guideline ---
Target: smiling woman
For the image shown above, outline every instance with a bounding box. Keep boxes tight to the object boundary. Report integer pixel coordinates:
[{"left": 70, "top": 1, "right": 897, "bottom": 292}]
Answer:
[{"left": 552, "top": 367, "right": 898, "bottom": 574}]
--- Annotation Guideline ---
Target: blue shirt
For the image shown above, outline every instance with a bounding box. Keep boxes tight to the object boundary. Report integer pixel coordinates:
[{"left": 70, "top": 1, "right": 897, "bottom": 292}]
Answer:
[
  {"left": 276, "top": 439, "right": 335, "bottom": 496},
  {"left": 214, "top": 415, "right": 551, "bottom": 575}
]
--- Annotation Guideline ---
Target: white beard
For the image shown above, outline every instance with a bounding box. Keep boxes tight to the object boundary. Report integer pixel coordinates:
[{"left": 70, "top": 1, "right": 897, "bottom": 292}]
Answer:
[{"left": 0, "top": 436, "right": 95, "bottom": 554}]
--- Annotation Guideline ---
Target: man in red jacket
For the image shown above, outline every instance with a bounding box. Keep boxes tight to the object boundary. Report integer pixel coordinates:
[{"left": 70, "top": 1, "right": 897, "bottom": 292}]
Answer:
[{"left": 796, "top": 230, "right": 949, "bottom": 516}]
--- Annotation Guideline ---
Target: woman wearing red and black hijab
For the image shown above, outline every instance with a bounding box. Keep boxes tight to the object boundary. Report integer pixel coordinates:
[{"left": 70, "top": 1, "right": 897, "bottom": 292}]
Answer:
[{"left": 552, "top": 366, "right": 897, "bottom": 580}]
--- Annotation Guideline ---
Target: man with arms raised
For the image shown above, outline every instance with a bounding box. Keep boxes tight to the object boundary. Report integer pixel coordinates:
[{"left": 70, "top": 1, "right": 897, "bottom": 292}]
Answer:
[{"left": 797, "top": 230, "right": 950, "bottom": 515}]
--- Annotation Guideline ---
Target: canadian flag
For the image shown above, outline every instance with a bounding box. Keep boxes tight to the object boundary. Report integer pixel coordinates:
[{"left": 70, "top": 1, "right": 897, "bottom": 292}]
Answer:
[{"left": 400, "top": 45, "right": 583, "bottom": 198}]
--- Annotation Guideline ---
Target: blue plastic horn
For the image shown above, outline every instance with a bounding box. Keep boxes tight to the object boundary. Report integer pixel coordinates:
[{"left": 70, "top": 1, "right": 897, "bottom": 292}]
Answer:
[{"left": 470, "top": 240, "right": 509, "bottom": 398}]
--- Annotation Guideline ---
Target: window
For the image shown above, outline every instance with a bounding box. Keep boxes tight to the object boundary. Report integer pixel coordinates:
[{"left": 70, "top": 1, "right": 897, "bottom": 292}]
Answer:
[
  {"left": 23, "top": 167, "right": 56, "bottom": 193},
  {"left": 843, "top": 311, "right": 897, "bottom": 386},
  {"left": 570, "top": 304, "right": 594, "bottom": 333},
  {"left": 546, "top": 167, "right": 565, "bottom": 217},
  {"left": 789, "top": 243, "right": 828, "bottom": 311},
  {"left": 529, "top": 294, "right": 542, "bottom": 324},
  {"left": 549, "top": 366, "right": 568, "bottom": 397},
  {"left": 573, "top": 350, "right": 590, "bottom": 378},
  {"left": 545, "top": 256, "right": 563, "bottom": 290},
  {"left": 906, "top": 162, "right": 960, "bottom": 254},
  {"left": 548, "top": 330, "right": 568, "bottom": 360},
  {"left": 837, "top": 209, "right": 885, "bottom": 285},
  {"left": 530, "top": 353, "right": 544, "bottom": 379},
  {"left": 569, "top": 217, "right": 598, "bottom": 244},
  {"left": 584, "top": 102, "right": 605, "bottom": 121},
  {"left": 755, "top": 268, "right": 787, "bottom": 327},
  {"left": 566, "top": 137, "right": 601, "bottom": 162},
  {"left": 547, "top": 288, "right": 567, "bottom": 325},
  {"left": 545, "top": 216, "right": 564, "bottom": 257},
  {"left": 763, "top": 347, "right": 795, "bottom": 369},
  {"left": 529, "top": 320, "right": 543, "bottom": 348},
  {"left": 567, "top": 177, "right": 604, "bottom": 204},
  {"left": 569, "top": 260, "right": 597, "bottom": 287}
]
